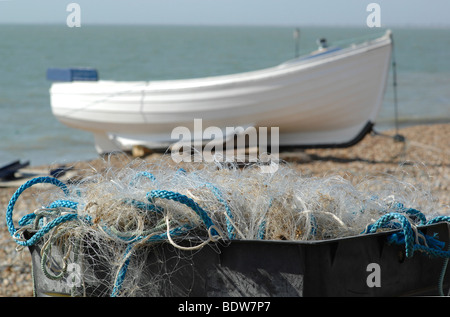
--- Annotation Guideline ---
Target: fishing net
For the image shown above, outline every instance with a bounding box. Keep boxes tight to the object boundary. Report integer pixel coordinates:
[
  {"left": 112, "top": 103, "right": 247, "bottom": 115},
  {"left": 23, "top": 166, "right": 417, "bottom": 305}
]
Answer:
[{"left": 5, "top": 154, "right": 448, "bottom": 296}]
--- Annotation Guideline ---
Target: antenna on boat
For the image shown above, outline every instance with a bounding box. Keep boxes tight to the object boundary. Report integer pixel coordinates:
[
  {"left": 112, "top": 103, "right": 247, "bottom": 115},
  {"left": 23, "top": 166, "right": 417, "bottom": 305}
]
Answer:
[{"left": 293, "top": 28, "right": 300, "bottom": 58}]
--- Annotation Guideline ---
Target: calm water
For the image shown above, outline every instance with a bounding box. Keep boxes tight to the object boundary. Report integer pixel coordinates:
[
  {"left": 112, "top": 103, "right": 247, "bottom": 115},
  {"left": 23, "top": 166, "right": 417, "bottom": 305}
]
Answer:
[{"left": 0, "top": 25, "right": 449, "bottom": 166}]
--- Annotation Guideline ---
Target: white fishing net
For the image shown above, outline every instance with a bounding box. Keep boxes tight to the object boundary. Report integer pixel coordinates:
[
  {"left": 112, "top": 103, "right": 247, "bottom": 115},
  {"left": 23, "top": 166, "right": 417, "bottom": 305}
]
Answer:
[{"left": 7, "top": 154, "right": 445, "bottom": 296}]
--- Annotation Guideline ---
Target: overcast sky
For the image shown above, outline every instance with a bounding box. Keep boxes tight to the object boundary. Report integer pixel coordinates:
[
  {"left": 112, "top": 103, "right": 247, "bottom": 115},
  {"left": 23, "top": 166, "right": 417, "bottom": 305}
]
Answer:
[{"left": 0, "top": 0, "right": 449, "bottom": 27}]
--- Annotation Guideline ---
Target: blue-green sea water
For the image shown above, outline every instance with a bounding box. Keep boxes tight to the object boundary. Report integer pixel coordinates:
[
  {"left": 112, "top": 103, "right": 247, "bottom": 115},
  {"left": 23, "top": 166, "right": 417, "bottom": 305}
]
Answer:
[{"left": 0, "top": 25, "right": 449, "bottom": 166}]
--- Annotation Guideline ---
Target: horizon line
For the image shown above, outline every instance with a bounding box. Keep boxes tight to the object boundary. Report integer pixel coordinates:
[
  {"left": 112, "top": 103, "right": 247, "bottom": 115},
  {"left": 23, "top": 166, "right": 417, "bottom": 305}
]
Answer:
[{"left": 0, "top": 21, "right": 449, "bottom": 29}]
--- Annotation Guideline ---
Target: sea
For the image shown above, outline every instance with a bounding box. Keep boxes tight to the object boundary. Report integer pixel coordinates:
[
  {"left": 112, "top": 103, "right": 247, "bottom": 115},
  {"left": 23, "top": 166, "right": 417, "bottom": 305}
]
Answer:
[{"left": 0, "top": 24, "right": 449, "bottom": 166}]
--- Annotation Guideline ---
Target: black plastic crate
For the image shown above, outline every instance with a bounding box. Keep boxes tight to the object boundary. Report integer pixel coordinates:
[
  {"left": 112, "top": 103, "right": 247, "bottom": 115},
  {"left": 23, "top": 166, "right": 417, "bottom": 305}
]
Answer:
[{"left": 27, "top": 222, "right": 450, "bottom": 297}]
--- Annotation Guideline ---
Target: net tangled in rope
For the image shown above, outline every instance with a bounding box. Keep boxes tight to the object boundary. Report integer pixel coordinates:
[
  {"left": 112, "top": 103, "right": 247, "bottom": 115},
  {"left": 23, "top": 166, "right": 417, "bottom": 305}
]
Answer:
[{"left": 5, "top": 157, "right": 450, "bottom": 296}]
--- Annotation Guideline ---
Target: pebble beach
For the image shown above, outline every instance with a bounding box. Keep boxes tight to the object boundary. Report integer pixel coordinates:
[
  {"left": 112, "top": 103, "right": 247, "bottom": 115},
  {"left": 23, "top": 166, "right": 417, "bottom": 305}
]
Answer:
[{"left": 0, "top": 123, "right": 448, "bottom": 297}]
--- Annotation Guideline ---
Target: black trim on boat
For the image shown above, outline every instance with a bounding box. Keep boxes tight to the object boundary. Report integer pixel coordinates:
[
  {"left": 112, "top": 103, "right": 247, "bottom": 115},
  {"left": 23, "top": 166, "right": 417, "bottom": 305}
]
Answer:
[{"left": 279, "top": 121, "right": 374, "bottom": 150}]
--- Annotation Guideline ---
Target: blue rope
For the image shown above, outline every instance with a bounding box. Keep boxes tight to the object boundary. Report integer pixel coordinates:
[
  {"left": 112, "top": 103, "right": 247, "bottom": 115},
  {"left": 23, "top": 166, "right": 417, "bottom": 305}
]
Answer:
[
  {"left": 121, "top": 198, "right": 164, "bottom": 213},
  {"left": 364, "top": 211, "right": 450, "bottom": 258},
  {"left": 17, "top": 200, "right": 78, "bottom": 227},
  {"left": 147, "top": 189, "right": 219, "bottom": 236},
  {"left": 178, "top": 171, "right": 235, "bottom": 239},
  {"left": 48, "top": 200, "right": 79, "bottom": 210},
  {"left": 310, "top": 213, "right": 318, "bottom": 237},
  {"left": 13, "top": 213, "right": 79, "bottom": 247},
  {"left": 202, "top": 182, "right": 235, "bottom": 239},
  {"left": 393, "top": 202, "right": 427, "bottom": 225},
  {"left": 6, "top": 176, "right": 72, "bottom": 244},
  {"left": 130, "top": 171, "right": 157, "bottom": 185},
  {"left": 427, "top": 216, "right": 450, "bottom": 225},
  {"left": 111, "top": 244, "right": 133, "bottom": 297},
  {"left": 258, "top": 221, "right": 266, "bottom": 240},
  {"left": 18, "top": 213, "right": 37, "bottom": 227},
  {"left": 110, "top": 224, "right": 191, "bottom": 297}
]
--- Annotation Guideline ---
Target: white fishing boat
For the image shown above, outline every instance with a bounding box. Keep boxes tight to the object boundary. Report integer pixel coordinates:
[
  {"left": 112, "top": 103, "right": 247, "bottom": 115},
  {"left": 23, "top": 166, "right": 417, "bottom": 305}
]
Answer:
[{"left": 47, "top": 30, "right": 393, "bottom": 154}]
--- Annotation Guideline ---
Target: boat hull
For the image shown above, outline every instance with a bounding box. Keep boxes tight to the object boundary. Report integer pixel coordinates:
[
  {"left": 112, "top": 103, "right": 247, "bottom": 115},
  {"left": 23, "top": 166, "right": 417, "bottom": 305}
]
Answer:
[{"left": 49, "top": 32, "right": 392, "bottom": 153}]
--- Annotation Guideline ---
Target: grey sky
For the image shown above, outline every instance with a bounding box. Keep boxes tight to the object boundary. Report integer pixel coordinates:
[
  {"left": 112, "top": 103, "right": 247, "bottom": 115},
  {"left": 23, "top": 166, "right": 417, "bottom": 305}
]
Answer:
[{"left": 0, "top": 0, "right": 449, "bottom": 27}]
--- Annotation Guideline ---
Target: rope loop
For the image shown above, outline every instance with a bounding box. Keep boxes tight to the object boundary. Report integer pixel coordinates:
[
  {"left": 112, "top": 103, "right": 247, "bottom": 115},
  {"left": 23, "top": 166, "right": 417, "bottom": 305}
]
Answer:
[
  {"left": 5, "top": 176, "right": 78, "bottom": 248},
  {"left": 6, "top": 176, "right": 70, "bottom": 237}
]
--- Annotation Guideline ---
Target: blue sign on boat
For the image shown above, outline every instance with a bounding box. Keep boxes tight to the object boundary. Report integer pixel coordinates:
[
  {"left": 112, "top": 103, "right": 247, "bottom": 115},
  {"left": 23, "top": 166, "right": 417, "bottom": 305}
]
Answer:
[{"left": 46, "top": 68, "right": 98, "bottom": 82}]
